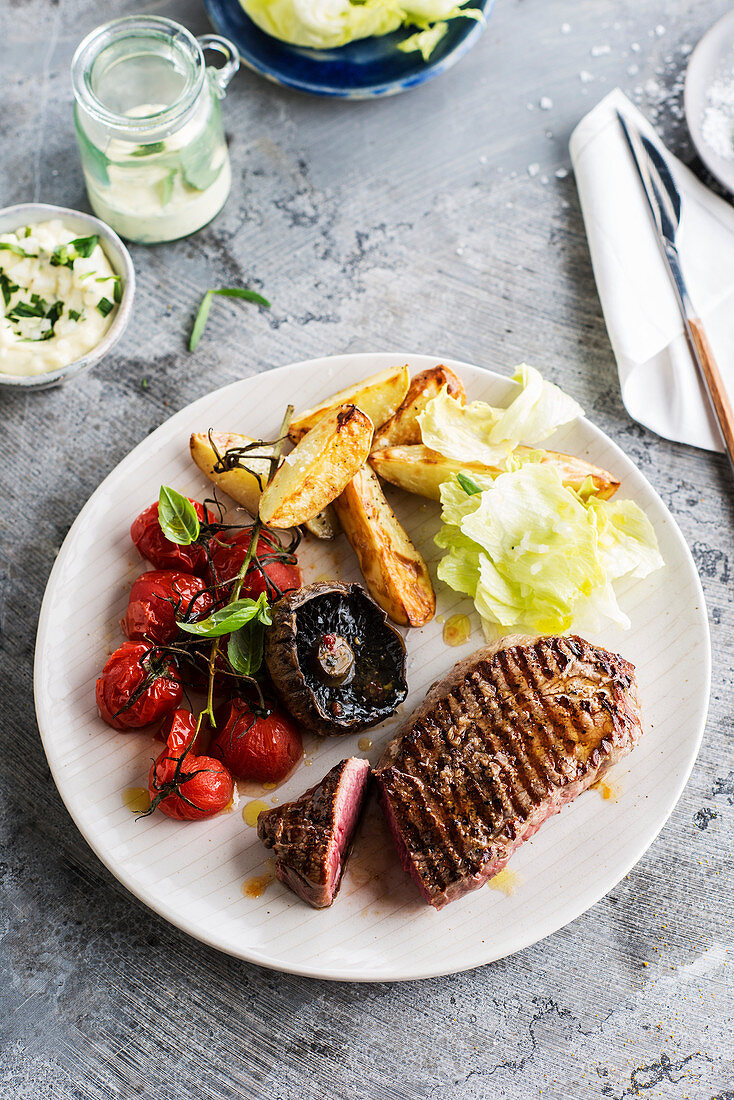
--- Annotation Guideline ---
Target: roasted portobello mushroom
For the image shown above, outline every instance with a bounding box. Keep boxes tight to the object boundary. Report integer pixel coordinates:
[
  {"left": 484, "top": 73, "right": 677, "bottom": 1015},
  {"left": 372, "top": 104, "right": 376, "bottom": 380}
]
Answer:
[{"left": 264, "top": 582, "right": 408, "bottom": 736}]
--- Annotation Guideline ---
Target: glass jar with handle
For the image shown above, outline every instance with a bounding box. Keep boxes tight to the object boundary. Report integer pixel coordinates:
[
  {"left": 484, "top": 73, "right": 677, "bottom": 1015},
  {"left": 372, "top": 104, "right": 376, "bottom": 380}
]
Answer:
[{"left": 72, "top": 16, "right": 239, "bottom": 244}]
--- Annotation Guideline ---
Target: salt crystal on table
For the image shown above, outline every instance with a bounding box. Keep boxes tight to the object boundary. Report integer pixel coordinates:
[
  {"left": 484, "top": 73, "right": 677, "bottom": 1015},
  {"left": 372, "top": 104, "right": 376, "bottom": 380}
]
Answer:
[
  {"left": 560, "top": 22, "right": 571, "bottom": 34},
  {"left": 591, "top": 45, "right": 611, "bottom": 57},
  {"left": 580, "top": 71, "right": 593, "bottom": 83},
  {"left": 527, "top": 163, "right": 540, "bottom": 177},
  {"left": 539, "top": 96, "right": 553, "bottom": 110}
]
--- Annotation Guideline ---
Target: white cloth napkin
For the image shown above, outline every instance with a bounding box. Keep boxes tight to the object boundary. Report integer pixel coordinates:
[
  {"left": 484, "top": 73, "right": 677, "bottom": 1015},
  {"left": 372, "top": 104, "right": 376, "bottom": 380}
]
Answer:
[{"left": 569, "top": 87, "right": 734, "bottom": 453}]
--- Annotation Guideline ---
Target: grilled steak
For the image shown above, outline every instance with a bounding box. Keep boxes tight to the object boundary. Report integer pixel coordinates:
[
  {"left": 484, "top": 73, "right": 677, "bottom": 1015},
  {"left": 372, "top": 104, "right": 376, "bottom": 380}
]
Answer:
[
  {"left": 375, "top": 634, "right": 642, "bottom": 908},
  {"left": 257, "top": 757, "right": 371, "bottom": 908}
]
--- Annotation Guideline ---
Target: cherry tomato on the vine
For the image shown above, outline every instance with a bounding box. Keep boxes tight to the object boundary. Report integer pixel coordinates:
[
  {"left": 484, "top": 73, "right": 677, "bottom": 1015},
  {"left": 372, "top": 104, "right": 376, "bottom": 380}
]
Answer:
[
  {"left": 124, "top": 570, "right": 214, "bottom": 644},
  {"left": 148, "top": 730, "right": 234, "bottom": 821},
  {"left": 156, "top": 708, "right": 209, "bottom": 755},
  {"left": 131, "top": 499, "right": 214, "bottom": 575},
  {"left": 207, "top": 528, "right": 301, "bottom": 603},
  {"left": 211, "top": 697, "right": 302, "bottom": 783},
  {"left": 96, "top": 641, "right": 182, "bottom": 730}
]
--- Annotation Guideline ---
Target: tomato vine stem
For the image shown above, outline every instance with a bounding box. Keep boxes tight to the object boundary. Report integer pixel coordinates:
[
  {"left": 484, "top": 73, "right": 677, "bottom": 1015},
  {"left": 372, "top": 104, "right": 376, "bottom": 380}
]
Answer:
[{"left": 199, "top": 404, "right": 294, "bottom": 734}]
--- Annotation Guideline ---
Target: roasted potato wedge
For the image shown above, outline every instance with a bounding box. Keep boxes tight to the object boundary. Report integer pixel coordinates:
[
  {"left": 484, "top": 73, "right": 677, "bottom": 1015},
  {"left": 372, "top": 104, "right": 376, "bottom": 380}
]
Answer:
[
  {"left": 371, "top": 365, "right": 466, "bottom": 450},
  {"left": 332, "top": 464, "right": 435, "bottom": 627},
  {"left": 190, "top": 430, "right": 274, "bottom": 515},
  {"left": 259, "top": 404, "right": 374, "bottom": 529},
  {"left": 288, "top": 365, "right": 409, "bottom": 443},
  {"left": 302, "top": 505, "right": 341, "bottom": 540},
  {"left": 370, "top": 444, "right": 620, "bottom": 501}
]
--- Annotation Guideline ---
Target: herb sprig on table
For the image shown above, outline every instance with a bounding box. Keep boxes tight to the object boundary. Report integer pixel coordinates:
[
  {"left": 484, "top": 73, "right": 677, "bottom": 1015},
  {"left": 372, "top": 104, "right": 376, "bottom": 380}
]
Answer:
[{"left": 189, "top": 287, "right": 270, "bottom": 351}]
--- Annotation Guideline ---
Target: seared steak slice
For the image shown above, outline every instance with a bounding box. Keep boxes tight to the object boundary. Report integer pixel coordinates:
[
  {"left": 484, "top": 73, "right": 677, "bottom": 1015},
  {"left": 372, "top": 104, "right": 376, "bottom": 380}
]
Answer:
[
  {"left": 257, "top": 757, "right": 371, "bottom": 908},
  {"left": 375, "top": 634, "right": 642, "bottom": 908}
]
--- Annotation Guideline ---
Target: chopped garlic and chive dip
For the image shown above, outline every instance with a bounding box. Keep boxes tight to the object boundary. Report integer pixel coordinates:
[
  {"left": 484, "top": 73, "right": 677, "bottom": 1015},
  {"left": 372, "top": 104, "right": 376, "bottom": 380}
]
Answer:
[{"left": 0, "top": 220, "right": 120, "bottom": 377}]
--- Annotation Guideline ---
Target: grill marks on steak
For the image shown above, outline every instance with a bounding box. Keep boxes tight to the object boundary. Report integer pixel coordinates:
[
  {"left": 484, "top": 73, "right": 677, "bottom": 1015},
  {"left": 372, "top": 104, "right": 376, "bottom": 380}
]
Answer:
[
  {"left": 375, "top": 635, "right": 643, "bottom": 908},
  {"left": 257, "top": 757, "right": 371, "bottom": 908}
]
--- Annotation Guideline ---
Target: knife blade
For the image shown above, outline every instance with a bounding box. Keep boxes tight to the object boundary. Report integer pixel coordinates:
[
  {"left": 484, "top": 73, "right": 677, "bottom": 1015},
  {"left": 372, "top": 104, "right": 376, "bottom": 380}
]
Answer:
[{"left": 616, "top": 110, "right": 734, "bottom": 471}]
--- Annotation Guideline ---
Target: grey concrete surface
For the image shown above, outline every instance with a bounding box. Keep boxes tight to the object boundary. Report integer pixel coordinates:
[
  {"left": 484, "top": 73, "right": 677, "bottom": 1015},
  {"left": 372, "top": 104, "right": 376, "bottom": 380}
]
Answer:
[{"left": 1, "top": 0, "right": 733, "bottom": 1097}]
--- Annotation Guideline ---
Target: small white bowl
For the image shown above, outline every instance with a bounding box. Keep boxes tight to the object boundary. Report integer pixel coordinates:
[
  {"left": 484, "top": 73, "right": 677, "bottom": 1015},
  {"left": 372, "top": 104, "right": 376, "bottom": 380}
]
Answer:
[
  {"left": 684, "top": 9, "right": 734, "bottom": 195},
  {"left": 0, "top": 202, "right": 135, "bottom": 390}
]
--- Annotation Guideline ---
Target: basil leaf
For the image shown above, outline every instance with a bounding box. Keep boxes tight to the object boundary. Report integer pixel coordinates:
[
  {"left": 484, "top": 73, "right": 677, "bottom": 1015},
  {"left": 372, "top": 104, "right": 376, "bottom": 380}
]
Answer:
[
  {"left": 7, "top": 300, "right": 47, "bottom": 320},
  {"left": 210, "top": 288, "right": 270, "bottom": 307},
  {"left": 159, "top": 169, "right": 176, "bottom": 207},
  {"left": 188, "top": 287, "right": 271, "bottom": 351},
  {"left": 74, "top": 117, "right": 110, "bottom": 186},
  {"left": 227, "top": 618, "right": 266, "bottom": 676},
  {"left": 456, "top": 473, "right": 483, "bottom": 496},
  {"left": 69, "top": 235, "right": 99, "bottom": 259},
  {"left": 0, "top": 273, "right": 18, "bottom": 307},
  {"left": 45, "top": 301, "right": 63, "bottom": 327},
  {"left": 51, "top": 235, "right": 99, "bottom": 268},
  {"left": 179, "top": 593, "right": 272, "bottom": 639},
  {"left": 189, "top": 291, "right": 213, "bottom": 352},
  {"left": 180, "top": 115, "right": 222, "bottom": 191},
  {"left": 158, "top": 486, "right": 200, "bottom": 545},
  {"left": 130, "top": 141, "right": 166, "bottom": 157},
  {"left": 96, "top": 274, "right": 123, "bottom": 303}
]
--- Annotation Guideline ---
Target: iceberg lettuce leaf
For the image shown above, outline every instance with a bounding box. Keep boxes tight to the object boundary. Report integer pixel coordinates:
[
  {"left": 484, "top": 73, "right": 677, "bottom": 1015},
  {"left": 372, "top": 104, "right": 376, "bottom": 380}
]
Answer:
[
  {"left": 242, "top": 0, "right": 478, "bottom": 53},
  {"left": 418, "top": 364, "right": 584, "bottom": 469},
  {"left": 589, "top": 496, "right": 664, "bottom": 581},
  {"left": 418, "top": 386, "right": 509, "bottom": 464},
  {"left": 435, "top": 465, "right": 663, "bottom": 636},
  {"left": 397, "top": 22, "right": 448, "bottom": 59},
  {"left": 489, "top": 363, "right": 584, "bottom": 446}
]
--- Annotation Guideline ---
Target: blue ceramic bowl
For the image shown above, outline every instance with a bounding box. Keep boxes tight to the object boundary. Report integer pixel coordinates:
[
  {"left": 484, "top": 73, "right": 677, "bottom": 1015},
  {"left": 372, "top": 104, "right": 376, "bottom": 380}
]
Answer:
[{"left": 203, "top": 0, "right": 494, "bottom": 98}]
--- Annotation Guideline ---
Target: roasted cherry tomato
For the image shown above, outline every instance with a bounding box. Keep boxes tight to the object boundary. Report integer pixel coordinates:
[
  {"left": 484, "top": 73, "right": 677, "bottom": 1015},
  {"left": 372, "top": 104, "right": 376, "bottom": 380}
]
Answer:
[
  {"left": 96, "top": 641, "right": 182, "bottom": 730},
  {"left": 207, "top": 528, "right": 301, "bottom": 603},
  {"left": 131, "top": 499, "right": 213, "bottom": 575},
  {"left": 148, "top": 728, "right": 234, "bottom": 821},
  {"left": 211, "top": 697, "right": 302, "bottom": 783},
  {"left": 124, "top": 570, "right": 214, "bottom": 644},
  {"left": 156, "top": 708, "right": 209, "bottom": 755}
]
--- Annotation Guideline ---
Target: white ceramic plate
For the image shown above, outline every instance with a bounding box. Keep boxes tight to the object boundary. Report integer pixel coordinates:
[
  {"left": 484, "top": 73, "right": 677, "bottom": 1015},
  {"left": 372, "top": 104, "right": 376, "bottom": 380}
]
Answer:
[
  {"left": 685, "top": 9, "right": 734, "bottom": 195},
  {"left": 35, "top": 353, "right": 710, "bottom": 982}
]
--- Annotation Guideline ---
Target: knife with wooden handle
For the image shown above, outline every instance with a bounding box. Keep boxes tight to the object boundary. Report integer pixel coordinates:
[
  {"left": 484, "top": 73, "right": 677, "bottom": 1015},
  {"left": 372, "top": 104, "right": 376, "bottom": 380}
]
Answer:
[{"left": 617, "top": 110, "right": 734, "bottom": 470}]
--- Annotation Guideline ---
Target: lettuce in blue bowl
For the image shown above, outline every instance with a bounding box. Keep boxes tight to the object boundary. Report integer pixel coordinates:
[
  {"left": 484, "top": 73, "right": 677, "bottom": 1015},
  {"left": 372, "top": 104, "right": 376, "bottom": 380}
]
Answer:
[{"left": 203, "top": 0, "right": 493, "bottom": 98}]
